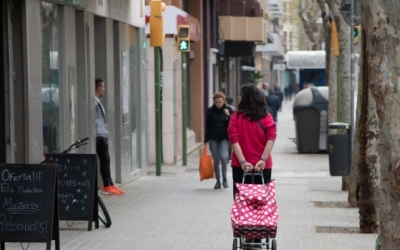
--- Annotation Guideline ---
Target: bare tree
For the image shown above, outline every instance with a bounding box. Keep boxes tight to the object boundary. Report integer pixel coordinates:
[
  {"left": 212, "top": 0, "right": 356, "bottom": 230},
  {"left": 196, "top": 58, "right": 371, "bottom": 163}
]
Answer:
[
  {"left": 314, "top": 0, "right": 337, "bottom": 132},
  {"left": 346, "top": 24, "right": 379, "bottom": 233},
  {"left": 309, "top": 0, "right": 378, "bottom": 234},
  {"left": 283, "top": 0, "right": 324, "bottom": 50},
  {"left": 298, "top": 0, "right": 325, "bottom": 50},
  {"left": 353, "top": 28, "right": 379, "bottom": 233},
  {"left": 325, "top": 0, "right": 350, "bottom": 191},
  {"left": 360, "top": 1, "right": 400, "bottom": 247}
]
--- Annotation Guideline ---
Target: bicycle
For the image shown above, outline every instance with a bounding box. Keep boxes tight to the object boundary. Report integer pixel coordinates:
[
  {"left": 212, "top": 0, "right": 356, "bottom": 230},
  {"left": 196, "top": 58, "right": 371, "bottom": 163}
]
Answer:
[{"left": 43, "top": 137, "right": 112, "bottom": 228}]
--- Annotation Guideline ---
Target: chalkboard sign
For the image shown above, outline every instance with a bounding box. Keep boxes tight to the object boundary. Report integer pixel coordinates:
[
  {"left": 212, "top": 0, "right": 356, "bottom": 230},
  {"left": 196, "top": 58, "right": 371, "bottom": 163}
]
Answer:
[
  {"left": 0, "top": 164, "right": 60, "bottom": 250},
  {"left": 45, "top": 154, "right": 97, "bottom": 231}
]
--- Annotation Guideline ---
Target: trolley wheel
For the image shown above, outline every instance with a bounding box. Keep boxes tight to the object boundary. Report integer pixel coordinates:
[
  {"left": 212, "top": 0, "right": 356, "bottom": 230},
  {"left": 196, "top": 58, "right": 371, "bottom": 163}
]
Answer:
[
  {"left": 232, "top": 238, "right": 238, "bottom": 250},
  {"left": 271, "top": 239, "right": 277, "bottom": 250},
  {"left": 98, "top": 195, "right": 112, "bottom": 227}
]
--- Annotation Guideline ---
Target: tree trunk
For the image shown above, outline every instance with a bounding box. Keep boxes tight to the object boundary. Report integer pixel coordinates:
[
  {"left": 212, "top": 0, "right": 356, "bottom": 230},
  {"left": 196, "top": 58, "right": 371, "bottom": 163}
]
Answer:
[
  {"left": 327, "top": 52, "right": 337, "bottom": 132},
  {"left": 316, "top": 1, "right": 337, "bottom": 133},
  {"left": 357, "top": 28, "right": 379, "bottom": 233},
  {"left": 347, "top": 75, "right": 362, "bottom": 207},
  {"left": 360, "top": 1, "right": 400, "bottom": 247},
  {"left": 348, "top": 24, "right": 363, "bottom": 207},
  {"left": 326, "top": 0, "right": 351, "bottom": 191},
  {"left": 359, "top": 89, "right": 379, "bottom": 233}
]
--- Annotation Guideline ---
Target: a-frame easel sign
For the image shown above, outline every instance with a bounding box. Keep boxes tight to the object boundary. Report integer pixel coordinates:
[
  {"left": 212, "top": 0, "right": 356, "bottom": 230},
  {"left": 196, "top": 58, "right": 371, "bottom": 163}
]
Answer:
[{"left": 0, "top": 164, "right": 60, "bottom": 250}]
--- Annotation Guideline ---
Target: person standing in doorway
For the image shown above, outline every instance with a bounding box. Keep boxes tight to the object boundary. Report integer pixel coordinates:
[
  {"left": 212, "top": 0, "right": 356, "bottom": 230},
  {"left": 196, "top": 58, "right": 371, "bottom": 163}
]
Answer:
[
  {"left": 95, "top": 78, "right": 125, "bottom": 196},
  {"left": 204, "top": 92, "right": 233, "bottom": 189}
]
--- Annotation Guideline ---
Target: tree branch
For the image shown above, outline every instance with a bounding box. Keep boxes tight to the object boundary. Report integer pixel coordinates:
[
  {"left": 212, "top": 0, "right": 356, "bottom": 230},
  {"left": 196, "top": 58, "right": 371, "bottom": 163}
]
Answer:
[{"left": 299, "top": 6, "right": 318, "bottom": 43}]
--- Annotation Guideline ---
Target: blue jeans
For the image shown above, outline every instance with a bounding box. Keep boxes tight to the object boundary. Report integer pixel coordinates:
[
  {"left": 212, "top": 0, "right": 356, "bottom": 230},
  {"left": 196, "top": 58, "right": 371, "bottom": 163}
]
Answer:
[{"left": 208, "top": 139, "right": 229, "bottom": 180}]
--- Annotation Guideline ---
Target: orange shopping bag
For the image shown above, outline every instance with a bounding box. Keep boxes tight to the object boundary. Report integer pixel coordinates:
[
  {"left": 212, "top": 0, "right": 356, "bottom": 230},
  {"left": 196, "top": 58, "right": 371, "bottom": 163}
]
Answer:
[{"left": 199, "top": 146, "right": 214, "bottom": 181}]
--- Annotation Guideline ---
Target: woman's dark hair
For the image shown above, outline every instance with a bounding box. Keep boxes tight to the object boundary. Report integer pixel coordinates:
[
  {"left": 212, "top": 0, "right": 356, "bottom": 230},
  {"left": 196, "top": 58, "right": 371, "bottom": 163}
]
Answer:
[
  {"left": 237, "top": 84, "right": 268, "bottom": 121},
  {"left": 95, "top": 78, "right": 103, "bottom": 89}
]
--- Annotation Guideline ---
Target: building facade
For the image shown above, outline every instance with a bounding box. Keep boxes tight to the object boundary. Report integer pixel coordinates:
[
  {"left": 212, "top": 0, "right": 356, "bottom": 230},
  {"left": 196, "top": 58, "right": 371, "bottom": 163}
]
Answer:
[
  {"left": 144, "top": 0, "right": 203, "bottom": 165},
  {"left": 208, "top": 0, "right": 285, "bottom": 106},
  {"left": 0, "top": 0, "right": 148, "bottom": 185}
]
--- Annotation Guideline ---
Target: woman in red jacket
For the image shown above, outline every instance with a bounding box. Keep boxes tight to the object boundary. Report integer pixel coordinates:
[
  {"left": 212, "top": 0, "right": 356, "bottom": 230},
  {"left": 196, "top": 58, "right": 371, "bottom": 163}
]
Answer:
[{"left": 227, "top": 84, "right": 277, "bottom": 198}]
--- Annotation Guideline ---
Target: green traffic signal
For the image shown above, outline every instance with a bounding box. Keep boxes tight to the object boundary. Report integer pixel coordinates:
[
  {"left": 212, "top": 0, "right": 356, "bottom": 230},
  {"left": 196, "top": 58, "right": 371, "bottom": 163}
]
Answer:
[
  {"left": 179, "top": 40, "right": 189, "bottom": 51},
  {"left": 354, "top": 27, "right": 359, "bottom": 37}
]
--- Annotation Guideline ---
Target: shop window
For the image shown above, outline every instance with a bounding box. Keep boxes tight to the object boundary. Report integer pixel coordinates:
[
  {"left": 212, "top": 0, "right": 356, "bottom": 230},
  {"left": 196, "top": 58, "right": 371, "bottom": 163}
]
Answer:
[{"left": 41, "top": 1, "right": 61, "bottom": 153}]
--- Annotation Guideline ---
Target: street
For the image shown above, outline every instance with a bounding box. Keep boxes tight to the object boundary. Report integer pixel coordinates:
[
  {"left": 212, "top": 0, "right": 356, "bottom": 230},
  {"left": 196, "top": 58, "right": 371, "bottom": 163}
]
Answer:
[{"left": 5, "top": 99, "right": 377, "bottom": 250}]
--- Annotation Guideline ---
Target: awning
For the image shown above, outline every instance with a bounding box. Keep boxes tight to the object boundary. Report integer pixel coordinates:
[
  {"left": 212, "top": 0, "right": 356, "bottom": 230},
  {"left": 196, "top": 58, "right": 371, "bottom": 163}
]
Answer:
[
  {"left": 241, "top": 66, "right": 259, "bottom": 72},
  {"left": 286, "top": 50, "right": 325, "bottom": 69}
]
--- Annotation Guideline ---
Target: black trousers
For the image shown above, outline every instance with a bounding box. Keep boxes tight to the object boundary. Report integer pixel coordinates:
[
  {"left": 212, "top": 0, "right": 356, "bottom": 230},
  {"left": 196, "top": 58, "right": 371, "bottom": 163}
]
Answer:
[
  {"left": 231, "top": 166, "right": 272, "bottom": 199},
  {"left": 96, "top": 137, "right": 113, "bottom": 187}
]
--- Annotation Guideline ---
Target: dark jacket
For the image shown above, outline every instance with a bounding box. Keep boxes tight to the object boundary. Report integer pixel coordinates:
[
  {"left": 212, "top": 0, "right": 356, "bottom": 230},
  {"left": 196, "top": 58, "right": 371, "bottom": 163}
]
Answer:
[
  {"left": 265, "top": 95, "right": 281, "bottom": 122},
  {"left": 204, "top": 104, "right": 233, "bottom": 143},
  {"left": 275, "top": 89, "right": 284, "bottom": 104},
  {"left": 266, "top": 106, "right": 276, "bottom": 122}
]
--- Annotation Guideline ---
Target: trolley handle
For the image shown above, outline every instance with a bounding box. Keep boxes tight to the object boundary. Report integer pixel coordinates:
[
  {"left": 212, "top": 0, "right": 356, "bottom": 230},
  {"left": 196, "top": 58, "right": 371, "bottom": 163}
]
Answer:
[{"left": 242, "top": 172, "right": 264, "bottom": 184}]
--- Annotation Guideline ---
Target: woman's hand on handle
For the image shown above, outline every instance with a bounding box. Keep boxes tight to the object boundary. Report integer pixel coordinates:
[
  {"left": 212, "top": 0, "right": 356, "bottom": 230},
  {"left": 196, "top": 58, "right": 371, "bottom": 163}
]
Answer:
[
  {"left": 254, "top": 160, "right": 266, "bottom": 172},
  {"left": 241, "top": 162, "right": 254, "bottom": 172}
]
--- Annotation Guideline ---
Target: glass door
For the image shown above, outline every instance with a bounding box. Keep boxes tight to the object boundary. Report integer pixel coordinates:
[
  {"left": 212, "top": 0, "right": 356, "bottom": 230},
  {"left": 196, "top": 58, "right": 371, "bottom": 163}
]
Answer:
[{"left": 41, "top": 1, "right": 61, "bottom": 154}]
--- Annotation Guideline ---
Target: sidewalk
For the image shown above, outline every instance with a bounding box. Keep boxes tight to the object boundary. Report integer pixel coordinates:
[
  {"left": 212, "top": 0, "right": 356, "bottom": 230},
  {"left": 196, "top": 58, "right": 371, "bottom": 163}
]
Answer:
[{"left": 5, "top": 99, "right": 377, "bottom": 250}]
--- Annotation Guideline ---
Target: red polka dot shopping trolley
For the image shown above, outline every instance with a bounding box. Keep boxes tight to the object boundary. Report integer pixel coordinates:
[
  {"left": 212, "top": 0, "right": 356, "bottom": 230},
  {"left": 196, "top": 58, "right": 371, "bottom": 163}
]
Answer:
[{"left": 231, "top": 172, "right": 278, "bottom": 250}]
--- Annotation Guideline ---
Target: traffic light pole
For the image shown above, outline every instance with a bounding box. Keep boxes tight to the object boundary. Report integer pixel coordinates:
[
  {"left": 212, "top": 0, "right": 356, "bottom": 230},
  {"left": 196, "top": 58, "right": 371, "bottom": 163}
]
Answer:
[
  {"left": 155, "top": 47, "right": 162, "bottom": 176},
  {"left": 182, "top": 52, "right": 187, "bottom": 166}
]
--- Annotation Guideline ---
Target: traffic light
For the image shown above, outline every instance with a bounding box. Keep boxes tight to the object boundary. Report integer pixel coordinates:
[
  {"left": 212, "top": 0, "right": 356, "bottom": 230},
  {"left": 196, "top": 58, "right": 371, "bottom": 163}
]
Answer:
[
  {"left": 177, "top": 25, "right": 190, "bottom": 52},
  {"left": 150, "top": 0, "right": 166, "bottom": 47},
  {"left": 354, "top": 25, "right": 360, "bottom": 45}
]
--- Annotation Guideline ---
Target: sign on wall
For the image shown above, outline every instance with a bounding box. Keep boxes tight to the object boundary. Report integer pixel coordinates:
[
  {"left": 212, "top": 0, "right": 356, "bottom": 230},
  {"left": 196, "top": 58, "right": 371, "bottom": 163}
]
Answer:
[
  {"left": 85, "top": 0, "right": 145, "bottom": 28},
  {"left": 273, "top": 64, "right": 286, "bottom": 71}
]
